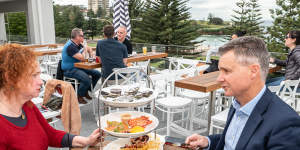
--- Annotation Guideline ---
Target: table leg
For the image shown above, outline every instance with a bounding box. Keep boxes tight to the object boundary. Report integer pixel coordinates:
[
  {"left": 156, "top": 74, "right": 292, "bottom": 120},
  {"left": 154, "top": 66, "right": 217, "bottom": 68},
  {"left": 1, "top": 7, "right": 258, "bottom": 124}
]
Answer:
[{"left": 206, "top": 90, "right": 216, "bottom": 135}]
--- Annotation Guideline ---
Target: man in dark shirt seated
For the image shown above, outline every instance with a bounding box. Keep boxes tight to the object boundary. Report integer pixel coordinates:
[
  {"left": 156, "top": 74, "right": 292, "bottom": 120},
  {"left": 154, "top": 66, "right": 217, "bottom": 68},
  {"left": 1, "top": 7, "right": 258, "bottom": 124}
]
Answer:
[
  {"left": 96, "top": 25, "right": 128, "bottom": 80},
  {"left": 114, "top": 26, "right": 133, "bottom": 54},
  {"left": 61, "top": 28, "right": 101, "bottom": 104}
]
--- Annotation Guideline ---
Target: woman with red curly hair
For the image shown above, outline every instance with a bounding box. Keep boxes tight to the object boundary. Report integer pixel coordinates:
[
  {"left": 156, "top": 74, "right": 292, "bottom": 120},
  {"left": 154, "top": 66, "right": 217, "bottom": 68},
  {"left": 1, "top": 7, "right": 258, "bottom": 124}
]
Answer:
[{"left": 0, "top": 44, "right": 102, "bottom": 149}]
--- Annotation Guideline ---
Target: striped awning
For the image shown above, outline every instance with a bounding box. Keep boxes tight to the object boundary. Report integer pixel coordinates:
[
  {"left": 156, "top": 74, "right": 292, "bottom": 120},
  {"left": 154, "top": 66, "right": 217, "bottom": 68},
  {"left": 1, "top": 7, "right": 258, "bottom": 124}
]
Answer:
[{"left": 113, "top": 0, "right": 131, "bottom": 39}]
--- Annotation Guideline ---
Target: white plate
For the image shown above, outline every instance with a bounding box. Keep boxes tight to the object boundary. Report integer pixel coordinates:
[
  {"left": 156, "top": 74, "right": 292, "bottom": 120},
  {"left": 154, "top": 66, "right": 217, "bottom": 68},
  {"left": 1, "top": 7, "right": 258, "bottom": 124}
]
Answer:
[
  {"left": 104, "top": 133, "right": 165, "bottom": 150},
  {"left": 98, "top": 111, "right": 159, "bottom": 138},
  {"left": 100, "top": 85, "right": 157, "bottom": 107}
]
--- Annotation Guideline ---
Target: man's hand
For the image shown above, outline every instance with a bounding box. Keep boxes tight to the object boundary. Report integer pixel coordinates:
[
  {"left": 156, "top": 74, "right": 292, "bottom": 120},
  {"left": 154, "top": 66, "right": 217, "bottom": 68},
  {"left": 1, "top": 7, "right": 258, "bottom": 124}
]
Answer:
[
  {"left": 270, "top": 57, "right": 275, "bottom": 63},
  {"left": 185, "top": 134, "right": 209, "bottom": 149}
]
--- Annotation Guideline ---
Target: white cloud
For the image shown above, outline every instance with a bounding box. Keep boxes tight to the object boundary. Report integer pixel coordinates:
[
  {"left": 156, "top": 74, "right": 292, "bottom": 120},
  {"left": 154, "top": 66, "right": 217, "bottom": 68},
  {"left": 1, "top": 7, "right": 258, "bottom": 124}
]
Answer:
[
  {"left": 188, "top": 0, "right": 276, "bottom": 21},
  {"left": 53, "top": 0, "right": 277, "bottom": 21}
]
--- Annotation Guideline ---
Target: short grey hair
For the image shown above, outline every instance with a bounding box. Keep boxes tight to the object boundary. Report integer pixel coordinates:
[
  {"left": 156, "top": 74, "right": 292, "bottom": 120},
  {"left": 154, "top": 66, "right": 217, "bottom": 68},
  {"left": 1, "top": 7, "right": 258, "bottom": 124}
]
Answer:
[
  {"left": 117, "top": 26, "right": 127, "bottom": 33},
  {"left": 219, "top": 36, "right": 270, "bottom": 81},
  {"left": 71, "top": 28, "right": 82, "bottom": 39}
]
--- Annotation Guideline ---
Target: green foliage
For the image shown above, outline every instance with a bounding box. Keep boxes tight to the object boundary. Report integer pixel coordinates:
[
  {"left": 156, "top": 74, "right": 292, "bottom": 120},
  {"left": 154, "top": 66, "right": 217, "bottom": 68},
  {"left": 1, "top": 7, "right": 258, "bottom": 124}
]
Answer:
[
  {"left": 5, "top": 12, "right": 27, "bottom": 36},
  {"left": 53, "top": 5, "right": 105, "bottom": 40},
  {"left": 229, "top": 0, "right": 263, "bottom": 37},
  {"left": 209, "top": 17, "right": 224, "bottom": 25},
  {"left": 54, "top": 5, "right": 78, "bottom": 38},
  {"left": 133, "top": 0, "right": 199, "bottom": 52},
  {"left": 207, "top": 13, "right": 223, "bottom": 25},
  {"left": 267, "top": 0, "right": 300, "bottom": 52},
  {"left": 128, "top": 0, "right": 144, "bottom": 38},
  {"left": 96, "top": 6, "right": 103, "bottom": 18},
  {"left": 84, "top": 9, "right": 101, "bottom": 40}
]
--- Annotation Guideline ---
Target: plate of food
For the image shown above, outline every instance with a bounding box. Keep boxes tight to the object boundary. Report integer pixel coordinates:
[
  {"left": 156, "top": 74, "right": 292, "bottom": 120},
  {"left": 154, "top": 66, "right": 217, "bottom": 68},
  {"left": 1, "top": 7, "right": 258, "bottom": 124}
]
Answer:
[
  {"left": 103, "top": 133, "right": 165, "bottom": 150},
  {"left": 100, "top": 85, "right": 157, "bottom": 107},
  {"left": 98, "top": 111, "right": 159, "bottom": 138}
]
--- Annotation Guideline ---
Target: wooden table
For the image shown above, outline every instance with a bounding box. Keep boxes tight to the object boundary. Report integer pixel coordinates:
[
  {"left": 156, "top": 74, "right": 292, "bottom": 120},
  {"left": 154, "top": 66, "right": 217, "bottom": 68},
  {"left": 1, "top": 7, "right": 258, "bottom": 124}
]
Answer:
[
  {"left": 269, "top": 65, "right": 282, "bottom": 74},
  {"left": 74, "top": 52, "right": 168, "bottom": 70},
  {"left": 88, "top": 141, "right": 187, "bottom": 150},
  {"left": 35, "top": 49, "right": 62, "bottom": 56},
  {"left": 23, "top": 44, "right": 63, "bottom": 49},
  {"left": 74, "top": 62, "right": 100, "bottom": 70}
]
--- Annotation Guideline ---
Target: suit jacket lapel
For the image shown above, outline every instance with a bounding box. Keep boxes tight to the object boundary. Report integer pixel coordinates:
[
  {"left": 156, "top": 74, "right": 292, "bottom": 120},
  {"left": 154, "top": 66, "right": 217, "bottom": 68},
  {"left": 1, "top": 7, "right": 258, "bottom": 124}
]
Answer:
[{"left": 234, "top": 89, "right": 272, "bottom": 150}]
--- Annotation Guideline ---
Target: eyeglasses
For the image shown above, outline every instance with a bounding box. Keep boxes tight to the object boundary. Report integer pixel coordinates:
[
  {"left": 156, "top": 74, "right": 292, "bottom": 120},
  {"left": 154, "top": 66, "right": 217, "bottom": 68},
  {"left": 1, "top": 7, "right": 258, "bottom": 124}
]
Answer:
[
  {"left": 285, "top": 35, "right": 290, "bottom": 39},
  {"left": 285, "top": 35, "right": 295, "bottom": 39}
]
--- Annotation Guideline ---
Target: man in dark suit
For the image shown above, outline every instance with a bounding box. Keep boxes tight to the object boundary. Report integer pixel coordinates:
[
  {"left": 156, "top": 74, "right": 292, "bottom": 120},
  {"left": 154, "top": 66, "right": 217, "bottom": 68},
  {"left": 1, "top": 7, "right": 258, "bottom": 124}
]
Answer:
[{"left": 186, "top": 36, "right": 300, "bottom": 150}]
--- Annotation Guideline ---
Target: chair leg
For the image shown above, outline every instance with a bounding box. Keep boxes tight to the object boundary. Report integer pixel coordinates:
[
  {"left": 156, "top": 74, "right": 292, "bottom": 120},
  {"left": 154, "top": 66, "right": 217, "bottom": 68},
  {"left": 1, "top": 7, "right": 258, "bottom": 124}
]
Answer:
[{"left": 167, "top": 108, "right": 171, "bottom": 136}]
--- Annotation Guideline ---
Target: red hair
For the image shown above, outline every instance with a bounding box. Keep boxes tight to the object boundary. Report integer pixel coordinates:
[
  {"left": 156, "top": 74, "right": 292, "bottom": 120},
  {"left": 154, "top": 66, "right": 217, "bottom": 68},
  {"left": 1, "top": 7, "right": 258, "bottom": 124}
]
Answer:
[{"left": 0, "top": 44, "right": 37, "bottom": 98}]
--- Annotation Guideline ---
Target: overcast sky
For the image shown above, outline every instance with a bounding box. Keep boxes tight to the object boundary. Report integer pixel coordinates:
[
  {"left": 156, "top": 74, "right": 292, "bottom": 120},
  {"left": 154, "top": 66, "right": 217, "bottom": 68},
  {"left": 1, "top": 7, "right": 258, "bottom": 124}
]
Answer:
[{"left": 53, "top": 0, "right": 277, "bottom": 21}]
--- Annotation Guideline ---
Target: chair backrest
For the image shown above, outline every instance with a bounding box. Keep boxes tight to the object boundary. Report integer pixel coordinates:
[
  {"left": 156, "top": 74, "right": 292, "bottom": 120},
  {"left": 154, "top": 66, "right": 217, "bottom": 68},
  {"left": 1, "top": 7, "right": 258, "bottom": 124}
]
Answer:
[
  {"left": 168, "top": 57, "right": 181, "bottom": 70},
  {"left": 150, "top": 74, "right": 168, "bottom": 96},
  {"left": 176, "top": 58, "right": 198, "bottom": 70},
  {"left": 136, "top": 59, "right": 151, "bottom": 73},
  {"left": 268, "top": 81, "right": 285, "bottom": 95},
  {"left": 278, "top": 80, "right": 300, "bottom": 98},
  {"left": 102, "top": 67, "right": 154, "bottom": 88}
]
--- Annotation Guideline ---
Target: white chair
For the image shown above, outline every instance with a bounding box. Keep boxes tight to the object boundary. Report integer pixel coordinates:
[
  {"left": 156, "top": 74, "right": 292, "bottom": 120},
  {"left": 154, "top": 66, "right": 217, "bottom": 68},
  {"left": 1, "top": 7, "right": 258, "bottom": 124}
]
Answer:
[
  {"left": 155, "top": 96, "right": 192, "bottom": 136},
  {"left": 209, "top": 108, "right": 229, "bottom": 134},
  {"left": 63, "top": 77, "right": 80, "bottom": 94},
  {"left": 149, "top": 73, "right": 168, "bottom": 97},
  {"left": 278, "top": 80, "right": 300, "bottom": 110},
  {"left": 134, "top": 59, "right": 151, "bottom": 74},
  {"left": 63, "top": 76, "right": 95, "bottom": 113},
  {"left": 209, "top": 90, "right": 233, "bottom": 134}
]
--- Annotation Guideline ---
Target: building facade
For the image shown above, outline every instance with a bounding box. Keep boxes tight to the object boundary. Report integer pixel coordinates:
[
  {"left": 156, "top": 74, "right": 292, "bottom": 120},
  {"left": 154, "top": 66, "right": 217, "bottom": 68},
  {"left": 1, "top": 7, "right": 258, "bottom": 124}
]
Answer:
[{"left": 88, "top": 0, "right": 110, "bottom": 16}]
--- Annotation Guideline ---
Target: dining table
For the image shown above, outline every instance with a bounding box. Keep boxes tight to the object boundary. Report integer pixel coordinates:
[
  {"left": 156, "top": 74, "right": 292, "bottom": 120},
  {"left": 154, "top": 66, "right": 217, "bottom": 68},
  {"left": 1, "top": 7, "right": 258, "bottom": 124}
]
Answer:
[
  {"left": 174, "top": 65, "right": 283, "bottom": 135},
  {"left": 74, "top": 52, "right": 168, "bottom": 70},
  {"left": 34, "top": 49, "right": 62, "bottom": 56},
  {"left": 87, "top": 141, "right": 188, "bottom": 150}
]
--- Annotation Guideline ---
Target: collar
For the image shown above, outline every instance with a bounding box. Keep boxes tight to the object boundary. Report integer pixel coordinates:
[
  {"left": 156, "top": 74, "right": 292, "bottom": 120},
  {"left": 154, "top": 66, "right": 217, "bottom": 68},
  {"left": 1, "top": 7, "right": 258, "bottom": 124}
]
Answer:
[
  {"left": 107, "top": 38, "right": 115, "bottom": 41},
  {"left": 232, "top": 85, "right": 266, "bottom": 116}
]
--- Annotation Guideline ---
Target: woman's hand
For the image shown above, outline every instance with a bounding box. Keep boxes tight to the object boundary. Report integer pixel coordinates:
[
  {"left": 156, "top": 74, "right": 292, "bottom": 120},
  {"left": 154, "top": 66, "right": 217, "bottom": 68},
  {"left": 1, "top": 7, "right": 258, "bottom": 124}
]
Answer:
[
  {"left": 87, "top": 128, "right": 105, "bottom": 146},
  {"left": 72, "top": 128, "right": 105, "bottom": 147}
]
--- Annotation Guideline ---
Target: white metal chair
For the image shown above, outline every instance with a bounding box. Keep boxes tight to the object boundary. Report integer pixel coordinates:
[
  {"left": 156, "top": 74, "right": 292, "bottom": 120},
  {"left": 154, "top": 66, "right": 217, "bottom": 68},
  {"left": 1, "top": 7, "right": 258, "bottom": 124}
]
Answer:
[
  {"left": 155, "top": 96, "right": 192, "bottom": 136},
  {"left": 63, "top": 76, "right": 95, "bottom": 113},
  {"left": 278, "top": 80, "right": 300, "bottom": 110},
  {"left": 209, "top": 108, "right": 229, "bottom": 134},
  {"left": 98, "top": 67, "right": 155, "bottom": 114},
  {"left": 208, "top": 89, "right": 233, "bottom": 134},
  {"left": 134, "top": 59, "right": 151, "bottom": 74}
]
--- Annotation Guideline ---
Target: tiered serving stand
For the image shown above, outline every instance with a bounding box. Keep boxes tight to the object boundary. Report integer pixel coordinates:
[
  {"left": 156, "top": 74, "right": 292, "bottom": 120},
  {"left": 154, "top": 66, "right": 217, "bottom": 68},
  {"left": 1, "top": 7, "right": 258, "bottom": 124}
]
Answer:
[{"left": 96, "top": 68, "right": 160, "bottom": 149}]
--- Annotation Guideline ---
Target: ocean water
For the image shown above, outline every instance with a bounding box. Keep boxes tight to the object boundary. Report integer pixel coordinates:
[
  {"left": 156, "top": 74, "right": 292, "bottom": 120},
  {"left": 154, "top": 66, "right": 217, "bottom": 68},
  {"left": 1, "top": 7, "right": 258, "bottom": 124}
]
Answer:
[{"left": 193, "top": 35, "right": 229, "bottom": 48}]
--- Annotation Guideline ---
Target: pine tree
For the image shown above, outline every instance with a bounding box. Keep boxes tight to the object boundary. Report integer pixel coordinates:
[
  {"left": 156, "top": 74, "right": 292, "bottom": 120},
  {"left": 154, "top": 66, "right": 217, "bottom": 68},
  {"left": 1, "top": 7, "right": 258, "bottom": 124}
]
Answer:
[
  {"left": 96, "top": 6, "right": 103, "bottom": 18},
  {"left": 231, "top": 0, "right": 251, "bottom": 33},
  {"left": 128, "top": 0, "right": 144, "bottom": 39},
  {"left": 133, "top": 0, "right": 199, "bottom": 53},
  {"left": 84, "top": 9, "right": 98, "bottom": 40},
  {"left": 73, "top": 7, "right": 85, "bottom": 29},
  {"left": 247, "top": 0, "right": 264, "bottom": 36},
  {"left": 267, "top": 0, "right": 300, "bottom": 52},
  {"left": 207, "top": 13, "right": 214, "bottom": 24}
]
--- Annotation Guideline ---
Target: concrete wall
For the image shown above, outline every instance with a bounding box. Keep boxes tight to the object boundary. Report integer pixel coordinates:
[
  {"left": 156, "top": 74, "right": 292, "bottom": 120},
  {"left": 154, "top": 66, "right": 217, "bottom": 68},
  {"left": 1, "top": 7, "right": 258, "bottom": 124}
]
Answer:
[
  {"left": 0, "top": 13, "right": 7, "bottom": 42},
  {"left": 26, "top": 0, "right": 56, "bottom": 44},
  {"left": 0, "top": 0, "right": 56, "bottom": 44}
]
